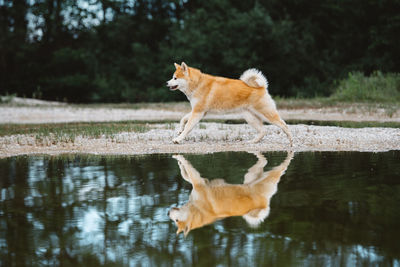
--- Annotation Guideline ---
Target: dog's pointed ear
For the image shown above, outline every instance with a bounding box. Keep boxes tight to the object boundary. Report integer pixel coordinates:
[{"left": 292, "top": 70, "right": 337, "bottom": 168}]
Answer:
[
  {"left": 181, "top": 62, "right": 189, "bottom": 76},
  {"left": 174, "top": 63, "right": 180, "bottom": 70}
]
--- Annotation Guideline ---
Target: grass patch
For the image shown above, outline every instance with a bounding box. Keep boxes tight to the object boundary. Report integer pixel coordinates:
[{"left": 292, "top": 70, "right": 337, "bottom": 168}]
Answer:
[
  {"left": 330, "top": 71, "right": 400, "bottom": 102},
  {"left": 285, "top": 120, "right": 400, "bottom": 128},
  {"left": 0, "top": 121, "right": 151, "bottom": 143},
  {"left": 0, "top": 93, "right": 16, "bottom": 103},
  {"left": 222, "top": 119, "right": 400, "bottom": 128}
]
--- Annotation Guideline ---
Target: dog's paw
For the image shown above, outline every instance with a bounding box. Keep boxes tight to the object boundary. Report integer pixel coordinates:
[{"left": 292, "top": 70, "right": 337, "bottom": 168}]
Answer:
[
  {"left": 248, "top": 132, "right": 267, "bottom": 144},
  {"left": 173, "top": 138, "right": 182, "bottom": 144},
  {"left": 248, "top": 137, "right": 262, "bottom": 144},
  {"left": 252, "top": 152, "right": 267, "bottom": 162},
  {"left": 172, "top": 155, "right": 184, "bottom": 161}
]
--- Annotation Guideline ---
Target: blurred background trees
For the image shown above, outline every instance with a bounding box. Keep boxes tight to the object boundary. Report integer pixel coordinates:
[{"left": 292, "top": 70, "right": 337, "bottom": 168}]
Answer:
[{"left": 0, "top": 0, "right": 399, "bottom": 103}]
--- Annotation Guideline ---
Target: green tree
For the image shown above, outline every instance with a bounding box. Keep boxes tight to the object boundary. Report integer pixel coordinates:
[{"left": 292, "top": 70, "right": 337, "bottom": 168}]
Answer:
[{"left": 0, "top": 0, "right": 399, "bottom": 102}]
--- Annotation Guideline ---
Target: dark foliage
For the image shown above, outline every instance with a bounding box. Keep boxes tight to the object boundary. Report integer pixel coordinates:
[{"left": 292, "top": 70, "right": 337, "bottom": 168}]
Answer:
[{"left": 0, "top": 0, "right": 399, "bottom": 102}]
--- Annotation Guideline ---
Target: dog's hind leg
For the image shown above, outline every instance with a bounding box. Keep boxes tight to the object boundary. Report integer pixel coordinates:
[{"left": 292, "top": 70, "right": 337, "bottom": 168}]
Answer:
[
  {"left": 261, "top": 150, "right": 294, "bottom": 183},
  {"left": 243, "top": 152, "right": 268, "bottom": 184},
  {"left": 243, "top": 111, "right": 267, "bottom": 143},
  {"left": 252, "top": 106, "right": 293, "bottom": 146}
]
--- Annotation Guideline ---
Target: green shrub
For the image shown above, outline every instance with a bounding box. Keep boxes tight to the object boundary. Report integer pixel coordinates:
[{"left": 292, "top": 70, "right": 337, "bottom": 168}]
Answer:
[
  {"left": 331, "top": 71, "right": 400, "bottom": 102},
  {"left": 0, "top": 93, "right": 16, "bottom": 103}
]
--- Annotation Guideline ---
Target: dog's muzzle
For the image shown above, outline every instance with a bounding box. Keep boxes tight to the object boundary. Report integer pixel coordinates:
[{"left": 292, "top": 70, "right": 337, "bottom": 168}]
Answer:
[{"left": 166, "top": 81, "right": 178, "bottom": 91}]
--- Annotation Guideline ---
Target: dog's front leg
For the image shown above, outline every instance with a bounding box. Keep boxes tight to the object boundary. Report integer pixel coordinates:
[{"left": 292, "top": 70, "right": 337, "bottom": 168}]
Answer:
[
  {"left": 177, "top": 112, "right": 191, "bottom": 135},
  {"left": 172, "top": 155, "right": 204, "bottom": 186},
  {"left": 172, "top": 155, "right": 191, "bottom": 183},
  {"left": 173, "top": 112, "right": 204, "bottom": 144}
]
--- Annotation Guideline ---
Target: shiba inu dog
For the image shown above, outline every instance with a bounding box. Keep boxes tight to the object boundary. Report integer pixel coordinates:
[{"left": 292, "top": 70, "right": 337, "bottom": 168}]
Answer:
[
  {"left": 166, "top": 62, "right": 293, "bottom": 145},
  {"left": 168, "top": 151, "right": 294, "bottom": 236}
]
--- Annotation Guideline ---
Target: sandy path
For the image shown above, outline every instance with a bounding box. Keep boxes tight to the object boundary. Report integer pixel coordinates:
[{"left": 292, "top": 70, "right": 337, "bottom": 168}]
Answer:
[
  {"left": 1, "top": 123, "right": 399, "bottom": 158},
  {"left": 1, "top": 106, "right": 399, "bottom": 124}
]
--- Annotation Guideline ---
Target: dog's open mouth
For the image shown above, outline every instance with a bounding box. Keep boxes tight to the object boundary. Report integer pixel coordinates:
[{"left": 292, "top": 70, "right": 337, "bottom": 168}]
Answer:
[{"left": 169, "top": 85, "right": 178, "bottom": 90}]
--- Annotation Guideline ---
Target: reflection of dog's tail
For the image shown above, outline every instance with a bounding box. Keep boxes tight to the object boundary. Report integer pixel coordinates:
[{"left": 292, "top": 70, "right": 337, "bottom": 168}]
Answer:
[
  {"left": 243, "top": 207, "right": 271, "bottom": 228},
  {"left": 240, "top": 68, "right": 268, "bottom": 89}
]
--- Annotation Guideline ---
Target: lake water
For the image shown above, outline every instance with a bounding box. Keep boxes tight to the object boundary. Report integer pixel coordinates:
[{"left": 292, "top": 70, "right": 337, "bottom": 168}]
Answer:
[{"left": 0, "top": 151, "right": 399, "bottom": 266}]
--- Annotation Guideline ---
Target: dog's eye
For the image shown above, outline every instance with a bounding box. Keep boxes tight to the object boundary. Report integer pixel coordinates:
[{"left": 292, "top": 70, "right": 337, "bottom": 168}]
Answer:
[{"left": 174, "top": 77, "right": 177, "bottom": 80}]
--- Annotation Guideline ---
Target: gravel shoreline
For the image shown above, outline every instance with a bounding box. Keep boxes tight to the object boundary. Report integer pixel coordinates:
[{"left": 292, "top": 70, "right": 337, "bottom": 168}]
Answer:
[{"left": 1, "top": 123, "right": 399, "bottom": 158}]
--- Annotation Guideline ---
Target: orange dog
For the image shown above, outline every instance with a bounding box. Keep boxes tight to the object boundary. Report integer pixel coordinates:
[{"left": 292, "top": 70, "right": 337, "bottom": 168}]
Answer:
[
  {"left": 166, "top": 62, "right": 292, "bottom": 145},
  {"left": 168, "top": 151, "right": 294, "bottom": 236}
]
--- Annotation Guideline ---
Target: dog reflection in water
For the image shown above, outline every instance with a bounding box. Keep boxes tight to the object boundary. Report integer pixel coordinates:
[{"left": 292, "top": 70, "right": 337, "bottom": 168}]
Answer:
[{"left": 168, "top": 151, "right": 294, "bottom": 236}]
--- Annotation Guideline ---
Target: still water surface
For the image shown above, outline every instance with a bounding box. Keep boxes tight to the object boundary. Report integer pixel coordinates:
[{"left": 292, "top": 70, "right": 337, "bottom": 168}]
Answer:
[{"left": 0, "top": 151, "right": 399, "bottom": 266}]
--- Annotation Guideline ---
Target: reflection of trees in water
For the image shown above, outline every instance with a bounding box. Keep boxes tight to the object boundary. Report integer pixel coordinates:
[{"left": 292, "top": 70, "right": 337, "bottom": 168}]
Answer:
[
  {"left": 0, "top": 152, "right": 399, "bottom": 266},
  {"left": 1, "top": 157, "right": 32, "bottom": 266},
  {"left": 0, "top": 155, "right": 186, "bottom": 266}
]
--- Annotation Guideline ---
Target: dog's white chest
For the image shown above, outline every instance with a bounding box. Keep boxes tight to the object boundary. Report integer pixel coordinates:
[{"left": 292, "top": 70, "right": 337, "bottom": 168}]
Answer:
[{"left": 189, "top": 97, "right": 199, "bottom": 109}]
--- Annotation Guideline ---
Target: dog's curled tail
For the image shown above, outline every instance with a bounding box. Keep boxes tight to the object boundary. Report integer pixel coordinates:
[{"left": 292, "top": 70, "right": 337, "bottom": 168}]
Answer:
[{"left": 240, "top": 68, "right": 268, "bottom": 89}]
